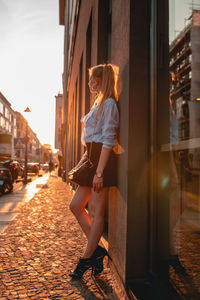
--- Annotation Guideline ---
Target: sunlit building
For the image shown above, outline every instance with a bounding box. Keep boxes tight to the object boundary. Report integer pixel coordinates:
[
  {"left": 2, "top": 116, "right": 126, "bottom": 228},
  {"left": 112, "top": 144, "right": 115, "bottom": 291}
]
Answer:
[
  {"left": 0, "top": 92, "right": 17, "bottom": 159},
  {"left": 170, "top": 10, "right": 200, "bottom": 141},
  {"left": 15, "top": 112, "right": 42, "bottom": 163},
  {"left": 54, "top": 93, "right": 63, "bottom": 151},
  {"left": 42, "top": 143, "right": 53, "bottom": 163},
  {"left": 59, "top": 0, "right": 200, "bottom": 299}
]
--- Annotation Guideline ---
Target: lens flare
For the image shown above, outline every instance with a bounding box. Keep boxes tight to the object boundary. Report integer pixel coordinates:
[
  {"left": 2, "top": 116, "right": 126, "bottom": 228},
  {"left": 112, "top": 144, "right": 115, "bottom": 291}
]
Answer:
[{"left": 162, "top": 177, "right": 169, "bottom": 188}]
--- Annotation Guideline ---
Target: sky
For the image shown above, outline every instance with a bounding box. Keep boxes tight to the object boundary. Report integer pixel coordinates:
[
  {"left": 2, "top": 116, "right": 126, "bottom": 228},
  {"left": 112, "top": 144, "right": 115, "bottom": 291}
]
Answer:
[
  {"left": 169, "top": 0, "right": 200, "bottom": 42},
  {"left": 0, "top": 0, "right": 64, "bottom": 150}
]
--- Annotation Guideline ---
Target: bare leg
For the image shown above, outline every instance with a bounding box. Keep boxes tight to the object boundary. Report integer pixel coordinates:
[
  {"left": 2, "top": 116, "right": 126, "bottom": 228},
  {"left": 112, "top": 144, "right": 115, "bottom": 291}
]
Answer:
[
  {"left": 88, "top": 194, "right": 95, "bottom": 221},
  {"left": 83, "top": 188, "right": 108, "bottom": 258},
  {"left": 69, "top": 186, "right": 92, "bottom": 238}
]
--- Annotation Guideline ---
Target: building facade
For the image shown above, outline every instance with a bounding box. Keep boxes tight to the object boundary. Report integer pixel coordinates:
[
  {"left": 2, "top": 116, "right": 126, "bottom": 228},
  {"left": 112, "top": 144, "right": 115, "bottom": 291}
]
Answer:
[
  {"left": 15, "top": 112, "right": 42, "bottom": 163},
  {"left": 0, "top": 93, "right": 43, "bottom": 163},
  {"left": 59, "top": 0, "right": 200, "bottom": 298},
  {"left": 0, "top": 92, "right": 17, "bottom": 159},
  {"left": 54, "top": 93, "right": 63, "bottom": 151},
  {"left": 169, "top": 10, "right": 200, "bottom": 142}
]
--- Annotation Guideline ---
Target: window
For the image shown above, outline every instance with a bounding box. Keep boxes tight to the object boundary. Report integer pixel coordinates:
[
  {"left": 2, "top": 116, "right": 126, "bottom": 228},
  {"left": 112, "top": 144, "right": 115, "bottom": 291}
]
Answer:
[
  {"left": 6, "top": 121, "right": 9, "bottom": 131},
  {"left": 59, "top": 107, "right": 62, "bottom": 119},
  {"left": 0, "top": 102, "right": 3, "bottom": 114},
  {"left": 14, "top": 128, "right": 17, "bottom": 138},
  {"left": 1, "top": 116, "right": 5, "bottom": 128},
  {"left": 169, "top": 1, "right": 200, "bottom": 298},
  {"left": 5, "top": 107, "right": 9, "bottom": 119}
]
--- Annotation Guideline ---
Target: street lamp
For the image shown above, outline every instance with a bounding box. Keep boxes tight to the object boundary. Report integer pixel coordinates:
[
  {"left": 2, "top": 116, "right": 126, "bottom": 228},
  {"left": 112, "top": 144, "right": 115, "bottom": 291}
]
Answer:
[{"left": 23, "top": 107, "right": 31, "bottom": 184}]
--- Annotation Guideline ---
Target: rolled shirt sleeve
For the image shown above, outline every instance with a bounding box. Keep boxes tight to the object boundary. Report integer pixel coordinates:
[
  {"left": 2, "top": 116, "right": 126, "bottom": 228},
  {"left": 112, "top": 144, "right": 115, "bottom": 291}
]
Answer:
[{"left": 101, "top": 99, "right": 119, "bottom": 149}]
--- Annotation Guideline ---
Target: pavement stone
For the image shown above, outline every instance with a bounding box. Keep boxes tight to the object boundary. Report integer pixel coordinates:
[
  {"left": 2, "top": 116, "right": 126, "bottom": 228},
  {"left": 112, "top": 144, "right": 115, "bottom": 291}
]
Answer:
[
  {"left": 169, "top": 226, "right": 200, "bottom": 299},
  {"left": 0, "top": 175, "right": 127, "bottom": 300}
]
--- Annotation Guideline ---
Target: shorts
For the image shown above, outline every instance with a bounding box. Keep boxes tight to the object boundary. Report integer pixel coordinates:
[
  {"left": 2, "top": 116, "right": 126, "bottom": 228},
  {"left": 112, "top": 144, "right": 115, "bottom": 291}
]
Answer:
[{"left": 84, "top": 142, "right": 118, "bottom": 187}]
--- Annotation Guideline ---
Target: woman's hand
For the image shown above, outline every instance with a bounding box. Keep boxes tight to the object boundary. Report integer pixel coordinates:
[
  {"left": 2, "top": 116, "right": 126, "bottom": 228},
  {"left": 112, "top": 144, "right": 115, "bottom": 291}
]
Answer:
[
  {"left": 92, "top": 175, "right": 103, "bottom": 193},
  {"left": 93, "top": 147, "right": 111, "bottom": 192}
]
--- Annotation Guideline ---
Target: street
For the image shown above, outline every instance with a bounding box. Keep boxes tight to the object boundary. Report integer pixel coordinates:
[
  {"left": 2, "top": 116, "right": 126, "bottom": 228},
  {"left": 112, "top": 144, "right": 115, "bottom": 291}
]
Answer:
[
  {"left": 0, "top": 172, "right": 49, "bottom": 233},
  {"left": 0, "top": 173, "right": 126, "bottom": 299}
]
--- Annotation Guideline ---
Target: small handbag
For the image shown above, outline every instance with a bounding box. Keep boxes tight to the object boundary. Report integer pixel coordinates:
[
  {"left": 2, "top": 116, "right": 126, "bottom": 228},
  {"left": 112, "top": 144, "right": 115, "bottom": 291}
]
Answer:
[
  {"left": 68, "top": 151, "right": 94, "bottom": 186},
  {"left": 68, "top": 110, "right": 98, "bottom": 186}
]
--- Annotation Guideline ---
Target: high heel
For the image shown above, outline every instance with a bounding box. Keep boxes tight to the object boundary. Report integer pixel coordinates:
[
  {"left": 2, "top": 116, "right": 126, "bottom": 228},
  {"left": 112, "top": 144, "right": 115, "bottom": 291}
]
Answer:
[
  {"left": 69, "top": 257, "right": 93, "bottom": 279},
  {"left": 92, "top": 245, "right": 112, "bottom": 276}
]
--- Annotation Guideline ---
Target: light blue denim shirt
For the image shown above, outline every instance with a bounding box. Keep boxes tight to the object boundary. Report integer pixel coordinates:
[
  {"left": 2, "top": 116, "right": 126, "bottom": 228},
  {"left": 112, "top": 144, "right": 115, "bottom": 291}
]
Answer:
[{"left": 81, "top": 98, "right": 119, "bottom": 149}]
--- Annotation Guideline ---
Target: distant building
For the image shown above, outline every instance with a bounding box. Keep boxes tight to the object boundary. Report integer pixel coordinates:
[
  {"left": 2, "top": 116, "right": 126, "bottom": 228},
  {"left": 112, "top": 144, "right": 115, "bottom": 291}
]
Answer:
[
  {"left": 28, "top": 127, "right": 43, "bottom": 163},
  {"left": 14, "top": 112, "right": 42, "bottom": 163},
  {"left": 54, "top": 93, "right": 63, "bottom": 151},
  {"left": 0, "top": 92, "right": 17, "bottom": 158},
  {"left": 169, "top": 10, "right": 200, "bottom": 140},
  {"left": 42, "top": 144, "right": 53, "bottom": 163}
]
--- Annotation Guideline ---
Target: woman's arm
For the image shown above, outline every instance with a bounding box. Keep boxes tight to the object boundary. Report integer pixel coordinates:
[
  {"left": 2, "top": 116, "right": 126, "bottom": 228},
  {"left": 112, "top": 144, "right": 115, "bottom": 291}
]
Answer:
[
  {"left": 96, "top": 147, "right": 111, "bottom": 175},
  {"left": 93, "top": 147, "right": 111, "bottom": 193},
  {"left": 93, "top": 99, "right": 119, "bottom": 192}
]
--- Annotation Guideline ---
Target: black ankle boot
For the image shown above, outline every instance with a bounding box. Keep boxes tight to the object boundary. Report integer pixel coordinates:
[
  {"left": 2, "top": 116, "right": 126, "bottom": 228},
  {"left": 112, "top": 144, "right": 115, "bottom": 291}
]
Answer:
[
  {"left": 92, "top": 245, "right": 112, "bottom": 276},
  {"left": 69, "top": 257, "right": 93, "bottom": 279}
]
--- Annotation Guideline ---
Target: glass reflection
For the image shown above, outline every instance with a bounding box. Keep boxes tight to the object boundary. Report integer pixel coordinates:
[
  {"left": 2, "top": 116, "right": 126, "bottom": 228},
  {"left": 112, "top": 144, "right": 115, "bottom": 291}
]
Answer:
[{"left": 169, "top": 0, "right": 200, "bottom": 298}]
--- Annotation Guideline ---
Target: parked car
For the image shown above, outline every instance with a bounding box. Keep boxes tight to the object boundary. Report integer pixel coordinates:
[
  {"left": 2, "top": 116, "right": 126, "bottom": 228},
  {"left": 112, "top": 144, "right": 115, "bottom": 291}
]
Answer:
[
  {"left": 12, "top": 161, "right": 24, "bottom": 178},
  {"left": 1, "top": 160, "right": 24, "bottom": 181},
  {"left": 0, "top": 163, "right": 13, "bottom": 194},
  {"left": 20, "top": 162, "right": 25, "bottom": 169},
  {"left": 41, "top": 163, "right": 49, "bottom": 172},
  {"left": 27, "top": 163, "right": 39, "bottom": 175}
]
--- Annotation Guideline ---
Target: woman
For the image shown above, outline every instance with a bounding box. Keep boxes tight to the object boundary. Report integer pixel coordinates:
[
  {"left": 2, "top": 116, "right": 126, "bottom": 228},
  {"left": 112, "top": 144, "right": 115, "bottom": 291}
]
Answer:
[{"left": 69, "top": 63, "right": 119, "bottom": 279}]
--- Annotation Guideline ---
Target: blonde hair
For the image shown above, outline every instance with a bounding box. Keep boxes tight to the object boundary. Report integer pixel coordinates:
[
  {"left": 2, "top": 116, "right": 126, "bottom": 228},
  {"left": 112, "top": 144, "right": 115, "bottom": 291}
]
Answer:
[{"left": 89, "top": 64, "right": 119, "bottom": 112}]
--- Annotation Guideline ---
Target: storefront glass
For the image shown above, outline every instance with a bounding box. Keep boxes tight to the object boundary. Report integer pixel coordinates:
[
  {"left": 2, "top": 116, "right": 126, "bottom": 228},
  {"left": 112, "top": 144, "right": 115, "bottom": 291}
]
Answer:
[{"left": 169, "top": 0, "right": 200, "bottom": 298}]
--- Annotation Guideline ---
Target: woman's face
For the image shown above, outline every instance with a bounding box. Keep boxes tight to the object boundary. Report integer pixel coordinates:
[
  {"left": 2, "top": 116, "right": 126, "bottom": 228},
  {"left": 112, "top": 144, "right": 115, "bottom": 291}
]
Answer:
[{"left": 88, "top": 75, "right": 102, "bottom": 93}]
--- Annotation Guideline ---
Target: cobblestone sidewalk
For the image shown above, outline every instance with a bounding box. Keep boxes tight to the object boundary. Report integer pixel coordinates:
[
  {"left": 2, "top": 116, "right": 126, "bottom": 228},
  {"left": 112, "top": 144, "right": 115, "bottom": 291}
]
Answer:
[{"left": 0, "top": 175, "right": 127, "bottom": 300}]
